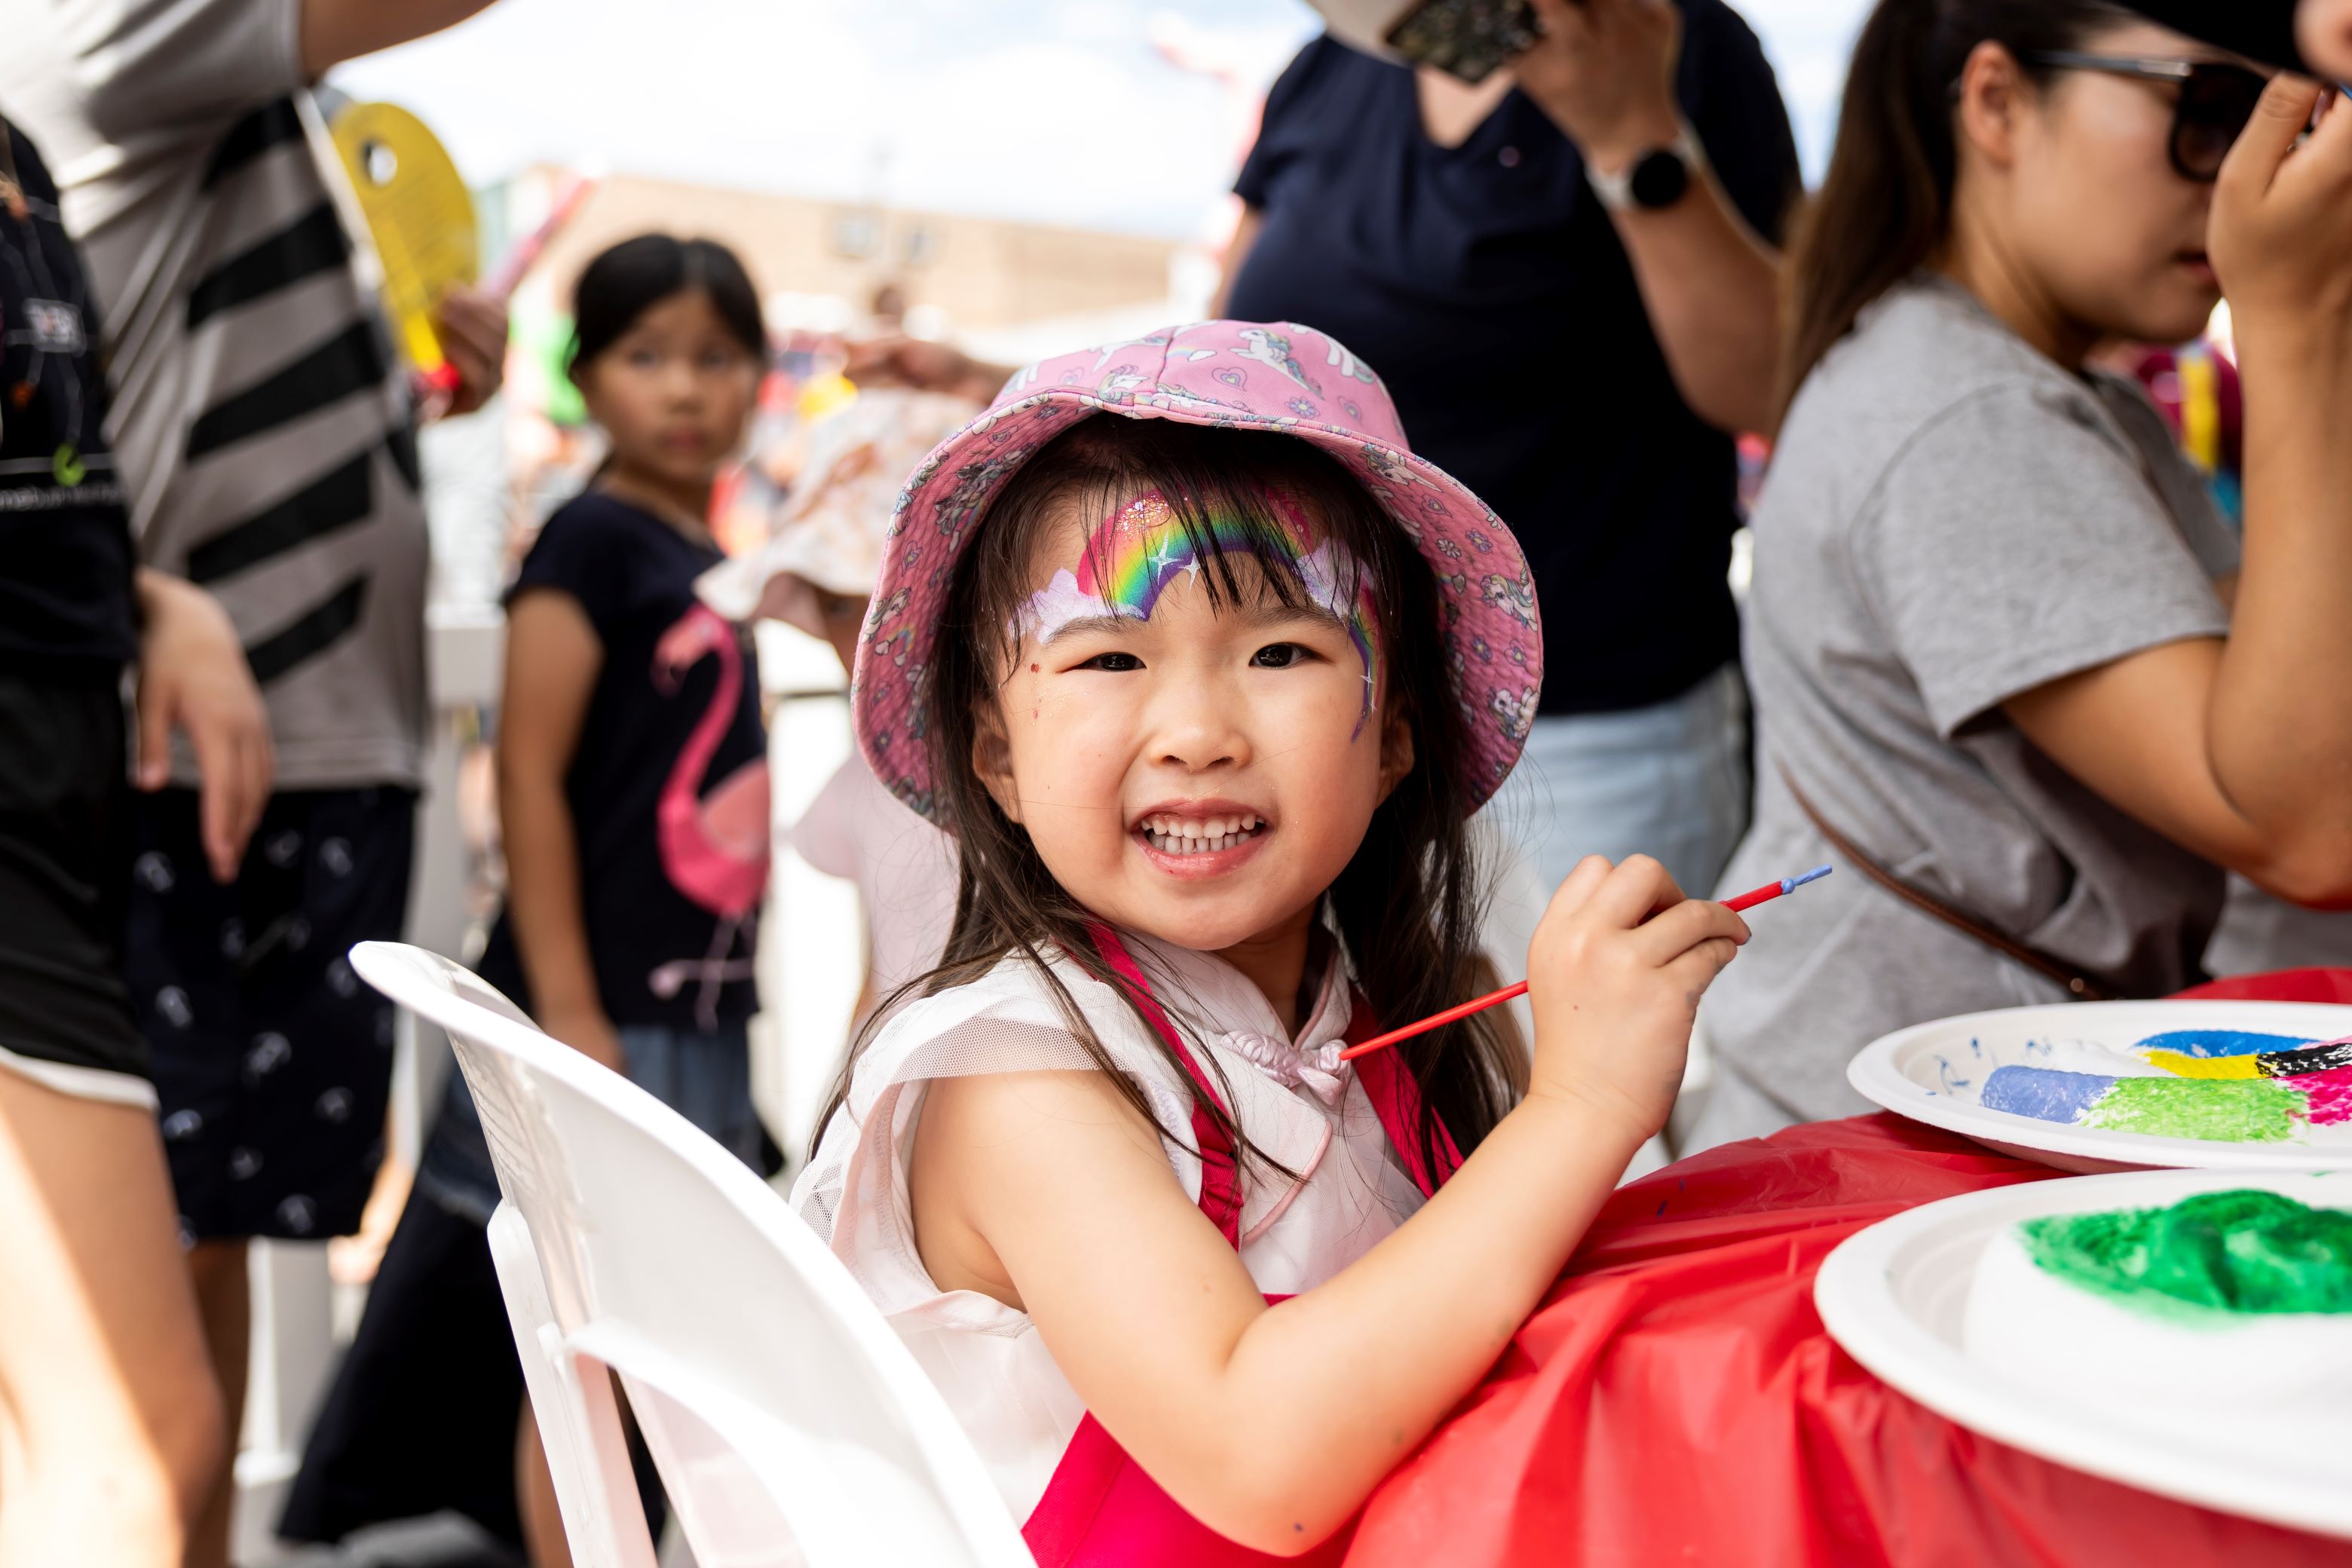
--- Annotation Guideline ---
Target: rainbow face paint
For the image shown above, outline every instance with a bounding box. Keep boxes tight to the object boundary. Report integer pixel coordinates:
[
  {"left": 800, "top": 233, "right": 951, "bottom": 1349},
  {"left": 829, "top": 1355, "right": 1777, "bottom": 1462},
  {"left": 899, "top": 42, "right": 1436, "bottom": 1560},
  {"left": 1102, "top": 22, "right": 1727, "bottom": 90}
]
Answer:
[
  {"left": 1979, "top": 1027, "right": 2352, "bottom": 1142},
  {"left": 1014, "top": 489, "right": 1383, "bottom": 734}
]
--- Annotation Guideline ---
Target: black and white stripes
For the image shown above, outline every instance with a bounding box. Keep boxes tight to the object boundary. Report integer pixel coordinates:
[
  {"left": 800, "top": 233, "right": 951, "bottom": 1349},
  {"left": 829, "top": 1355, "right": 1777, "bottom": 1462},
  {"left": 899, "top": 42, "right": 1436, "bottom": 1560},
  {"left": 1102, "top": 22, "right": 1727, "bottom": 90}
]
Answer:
[{"left": 141, "top": 95, "right": 430, "bottom": 785}]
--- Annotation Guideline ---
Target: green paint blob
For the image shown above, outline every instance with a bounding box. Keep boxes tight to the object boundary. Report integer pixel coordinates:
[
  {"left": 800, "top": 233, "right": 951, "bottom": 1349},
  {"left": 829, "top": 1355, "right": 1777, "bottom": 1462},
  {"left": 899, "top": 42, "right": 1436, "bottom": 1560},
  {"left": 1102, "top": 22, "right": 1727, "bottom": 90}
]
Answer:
[
  {"left": 2017, "top": 1190, "right": 2352, "bottom": 1325},
  {"left": 2080, "top": 1076, "right": 2304, "bottom": 1142}
]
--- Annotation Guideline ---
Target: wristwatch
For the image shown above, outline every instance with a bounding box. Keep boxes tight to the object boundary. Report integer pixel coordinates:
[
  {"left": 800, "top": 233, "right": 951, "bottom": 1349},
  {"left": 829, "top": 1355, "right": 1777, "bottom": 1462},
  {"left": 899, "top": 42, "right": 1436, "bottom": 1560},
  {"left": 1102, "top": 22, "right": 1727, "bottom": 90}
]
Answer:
[{"left": 1586, "top": 122, "right": 1707, "bottom": 213}]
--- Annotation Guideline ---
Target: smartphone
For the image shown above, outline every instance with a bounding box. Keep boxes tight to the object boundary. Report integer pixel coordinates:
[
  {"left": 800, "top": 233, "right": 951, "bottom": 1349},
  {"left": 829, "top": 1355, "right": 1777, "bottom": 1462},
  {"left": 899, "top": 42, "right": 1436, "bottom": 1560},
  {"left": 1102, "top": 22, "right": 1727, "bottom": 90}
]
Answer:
[{"left": 1383, "top": 0, "right": 1542, "bottom": 85}]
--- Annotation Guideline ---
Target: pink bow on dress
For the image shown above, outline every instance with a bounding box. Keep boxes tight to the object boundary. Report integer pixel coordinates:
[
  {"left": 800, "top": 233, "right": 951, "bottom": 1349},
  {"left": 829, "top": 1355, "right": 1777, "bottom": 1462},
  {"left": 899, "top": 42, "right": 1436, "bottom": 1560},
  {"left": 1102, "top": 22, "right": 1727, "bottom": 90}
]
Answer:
[{"left": 1221, "top": 1032, "right": 1352, "bottom": 1107}]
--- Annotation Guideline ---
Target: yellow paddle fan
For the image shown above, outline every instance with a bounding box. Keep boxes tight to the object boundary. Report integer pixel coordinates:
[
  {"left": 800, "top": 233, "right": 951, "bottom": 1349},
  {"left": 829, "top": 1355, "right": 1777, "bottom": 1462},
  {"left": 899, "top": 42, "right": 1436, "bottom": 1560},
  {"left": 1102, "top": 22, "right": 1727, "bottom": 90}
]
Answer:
[{"left": 326, "top": 101, "right": 476, "bottom": 386}]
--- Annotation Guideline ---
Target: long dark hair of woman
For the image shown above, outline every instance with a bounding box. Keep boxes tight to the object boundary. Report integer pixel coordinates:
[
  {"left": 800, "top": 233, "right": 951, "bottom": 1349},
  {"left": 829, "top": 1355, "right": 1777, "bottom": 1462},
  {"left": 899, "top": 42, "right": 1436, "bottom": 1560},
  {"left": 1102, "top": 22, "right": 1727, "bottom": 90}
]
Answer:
[
  {"left": 1779, "top": 0, "right": 2130, "bottom": 417},
  {"left": 816, "top": 417, "right": 1521, "bottom": 1189}
]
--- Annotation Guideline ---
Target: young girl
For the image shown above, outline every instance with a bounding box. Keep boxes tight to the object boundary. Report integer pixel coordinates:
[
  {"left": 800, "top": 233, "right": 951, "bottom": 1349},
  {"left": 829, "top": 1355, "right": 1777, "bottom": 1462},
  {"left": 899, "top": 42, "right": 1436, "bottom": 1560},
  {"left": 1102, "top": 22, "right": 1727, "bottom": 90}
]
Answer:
[
  {"left": 479, "top": 231, "right": 772, "bottom": 1072},
  {"left": 283, "top": 234, "right": 772, "bottom": 1565},
  {"left": 792, "top": 320, "right": 1747, "bottom": 1559}
]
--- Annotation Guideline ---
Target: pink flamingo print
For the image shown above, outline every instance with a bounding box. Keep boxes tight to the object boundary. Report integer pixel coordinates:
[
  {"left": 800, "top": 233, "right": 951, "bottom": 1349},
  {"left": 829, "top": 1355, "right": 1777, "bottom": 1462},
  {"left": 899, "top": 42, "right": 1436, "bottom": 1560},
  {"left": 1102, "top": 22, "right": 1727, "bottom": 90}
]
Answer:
[{"left": 649, "top": 602, "right": 770, "bottom": 1027}]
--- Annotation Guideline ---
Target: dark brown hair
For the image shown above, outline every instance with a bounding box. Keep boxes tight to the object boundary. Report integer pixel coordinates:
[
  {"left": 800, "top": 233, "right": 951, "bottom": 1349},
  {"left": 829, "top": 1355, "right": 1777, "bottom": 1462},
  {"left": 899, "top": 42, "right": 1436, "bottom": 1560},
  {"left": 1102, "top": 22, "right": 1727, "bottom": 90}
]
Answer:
[
  {"left": 568, "top": 233, "right": 765, "bottom": 372},
  {"left": 819, "top": 416, "right": 1520, "bottom": 1187},
  {"left": 1779, "top": 0, "right": 2131, "bottom": 416}
]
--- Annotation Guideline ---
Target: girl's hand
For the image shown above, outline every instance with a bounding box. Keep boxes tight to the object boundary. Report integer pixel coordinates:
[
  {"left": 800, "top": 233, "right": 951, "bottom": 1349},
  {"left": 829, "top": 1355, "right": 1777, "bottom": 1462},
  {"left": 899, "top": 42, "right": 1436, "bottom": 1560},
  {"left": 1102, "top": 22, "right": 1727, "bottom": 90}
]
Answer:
[
  {"left": 537, "top": 1003, "right": 628, "bottom": 1078},
  {"left": 1522, "top": 854, "right": 1747, "bottom": 1143},
  {"left": 133, "top": 571, "right": 274, "bottom": 882},
  {"left": 2211, "top": 74, "right": 2352, "bottom": 348}
]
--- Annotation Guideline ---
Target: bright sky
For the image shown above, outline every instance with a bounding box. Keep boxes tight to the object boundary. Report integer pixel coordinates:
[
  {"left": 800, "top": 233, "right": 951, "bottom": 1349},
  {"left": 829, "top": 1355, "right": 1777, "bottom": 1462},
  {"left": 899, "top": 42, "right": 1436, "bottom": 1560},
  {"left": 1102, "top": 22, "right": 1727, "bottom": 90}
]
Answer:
[{"left": 335, "top": 0, "right": 1875, "bottom": 240}]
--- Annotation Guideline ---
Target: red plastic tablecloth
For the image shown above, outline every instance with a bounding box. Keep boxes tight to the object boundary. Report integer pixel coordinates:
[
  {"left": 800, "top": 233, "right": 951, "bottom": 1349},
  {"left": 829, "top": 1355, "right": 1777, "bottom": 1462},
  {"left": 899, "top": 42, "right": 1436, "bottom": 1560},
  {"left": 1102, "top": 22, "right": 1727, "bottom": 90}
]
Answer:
[{"left": 1344, "top": 970, "right": 2352, "bottom": 1568}]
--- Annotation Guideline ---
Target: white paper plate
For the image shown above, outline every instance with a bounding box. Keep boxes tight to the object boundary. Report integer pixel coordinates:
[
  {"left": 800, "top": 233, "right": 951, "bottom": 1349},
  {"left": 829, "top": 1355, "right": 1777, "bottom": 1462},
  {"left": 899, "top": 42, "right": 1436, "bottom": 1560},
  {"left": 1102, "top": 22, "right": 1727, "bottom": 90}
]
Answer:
[
  {"left": 1815, "top": 1168, "right": 2352, "bottom": 1541},
  {"left": 1847, "top": 1000, "right": 2352, "bottom": 1173}
]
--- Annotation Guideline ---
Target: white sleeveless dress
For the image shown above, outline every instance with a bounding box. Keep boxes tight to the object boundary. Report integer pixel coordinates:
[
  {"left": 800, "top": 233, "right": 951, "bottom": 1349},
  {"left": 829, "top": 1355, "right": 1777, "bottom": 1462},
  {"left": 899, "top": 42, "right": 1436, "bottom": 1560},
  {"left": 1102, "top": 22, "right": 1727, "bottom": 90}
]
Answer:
[{"left": 789, "top": 931, "right": 1428, "bottom": 1520}]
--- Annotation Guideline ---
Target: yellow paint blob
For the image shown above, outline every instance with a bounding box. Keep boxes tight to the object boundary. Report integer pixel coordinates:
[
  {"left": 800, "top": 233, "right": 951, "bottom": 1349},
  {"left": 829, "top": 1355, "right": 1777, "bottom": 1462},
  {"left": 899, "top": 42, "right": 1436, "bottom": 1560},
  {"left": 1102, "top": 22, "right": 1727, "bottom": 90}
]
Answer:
[{"left": 2142, "top": 1049, "right": 2262, "bottom": 1080}]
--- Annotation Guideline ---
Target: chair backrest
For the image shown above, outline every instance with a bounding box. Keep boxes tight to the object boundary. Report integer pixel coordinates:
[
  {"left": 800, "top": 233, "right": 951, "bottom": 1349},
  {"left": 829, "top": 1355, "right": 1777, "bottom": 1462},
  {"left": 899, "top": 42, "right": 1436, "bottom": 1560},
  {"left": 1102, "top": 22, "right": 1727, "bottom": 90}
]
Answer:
[{"left": 350, "top": 942, "right": 1033, "bottom": 1568}]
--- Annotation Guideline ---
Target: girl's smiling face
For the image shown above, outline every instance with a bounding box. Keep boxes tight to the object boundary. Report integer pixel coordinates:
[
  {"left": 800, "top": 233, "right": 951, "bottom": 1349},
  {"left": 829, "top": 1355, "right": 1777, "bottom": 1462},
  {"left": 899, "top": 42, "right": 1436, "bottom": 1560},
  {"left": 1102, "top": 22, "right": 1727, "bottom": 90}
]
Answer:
[{"left": 973, "top": 487, "right": 1413, "bottom": 954}]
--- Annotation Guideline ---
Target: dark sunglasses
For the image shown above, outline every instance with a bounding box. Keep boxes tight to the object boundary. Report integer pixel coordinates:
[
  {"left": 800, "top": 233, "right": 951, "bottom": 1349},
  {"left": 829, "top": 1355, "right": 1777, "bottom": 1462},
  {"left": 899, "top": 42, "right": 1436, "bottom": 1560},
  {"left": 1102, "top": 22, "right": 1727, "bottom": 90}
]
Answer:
[{"left": 2019, "top": 51, "right": 2269, "bottom": 182}]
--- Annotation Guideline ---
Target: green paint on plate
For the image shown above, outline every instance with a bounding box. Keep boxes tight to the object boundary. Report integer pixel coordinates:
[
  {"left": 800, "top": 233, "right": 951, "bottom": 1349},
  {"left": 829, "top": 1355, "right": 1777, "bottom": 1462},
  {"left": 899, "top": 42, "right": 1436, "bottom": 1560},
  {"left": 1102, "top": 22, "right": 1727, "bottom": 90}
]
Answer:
[
  {"left": 2081, "top": 1076, "right": 2304, "bottom": 1142},
  {"left": 2018, "top": 1190, "right": 2352, "bottom": 1325}
]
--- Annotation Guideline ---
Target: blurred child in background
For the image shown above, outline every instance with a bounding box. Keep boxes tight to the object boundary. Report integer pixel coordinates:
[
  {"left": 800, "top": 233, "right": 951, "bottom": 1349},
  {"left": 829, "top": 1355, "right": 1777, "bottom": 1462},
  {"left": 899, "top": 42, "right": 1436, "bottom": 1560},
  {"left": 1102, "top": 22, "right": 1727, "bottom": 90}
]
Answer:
[{"left": 285, "top": 234, "right": 773, "bottom": 1567}]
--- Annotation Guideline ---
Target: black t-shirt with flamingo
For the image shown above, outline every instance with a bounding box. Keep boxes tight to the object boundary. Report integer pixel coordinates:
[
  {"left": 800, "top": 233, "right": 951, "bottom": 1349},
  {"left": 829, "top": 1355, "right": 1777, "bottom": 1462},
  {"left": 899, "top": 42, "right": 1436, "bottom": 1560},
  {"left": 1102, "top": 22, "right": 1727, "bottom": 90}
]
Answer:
[{"left": 478, "top": 492, "right": 767, "bottom": 1030}]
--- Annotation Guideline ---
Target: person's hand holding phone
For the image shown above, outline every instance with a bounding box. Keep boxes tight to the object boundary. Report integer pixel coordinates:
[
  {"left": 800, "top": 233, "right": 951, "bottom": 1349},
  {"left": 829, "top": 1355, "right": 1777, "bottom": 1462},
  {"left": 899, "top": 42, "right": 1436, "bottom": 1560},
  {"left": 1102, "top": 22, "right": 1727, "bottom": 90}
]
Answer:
[{"left": 1513, "top": 0, "right": 1683, "bottom": 173}]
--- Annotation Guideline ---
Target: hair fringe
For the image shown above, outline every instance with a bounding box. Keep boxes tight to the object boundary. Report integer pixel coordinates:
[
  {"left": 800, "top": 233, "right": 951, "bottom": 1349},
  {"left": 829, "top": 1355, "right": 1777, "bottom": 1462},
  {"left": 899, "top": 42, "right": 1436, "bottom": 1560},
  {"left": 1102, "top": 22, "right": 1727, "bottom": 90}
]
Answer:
[{"left": 568, "top": 232, "right": 765, "bottom": 375}]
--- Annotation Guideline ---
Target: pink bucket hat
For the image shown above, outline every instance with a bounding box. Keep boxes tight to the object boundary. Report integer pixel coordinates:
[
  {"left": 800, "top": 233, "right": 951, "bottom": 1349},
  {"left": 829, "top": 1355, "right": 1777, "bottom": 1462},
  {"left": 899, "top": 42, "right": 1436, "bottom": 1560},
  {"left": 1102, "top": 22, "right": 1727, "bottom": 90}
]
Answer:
[{"left": 853, "top": 320, "right": 1542, "bottom": 822}]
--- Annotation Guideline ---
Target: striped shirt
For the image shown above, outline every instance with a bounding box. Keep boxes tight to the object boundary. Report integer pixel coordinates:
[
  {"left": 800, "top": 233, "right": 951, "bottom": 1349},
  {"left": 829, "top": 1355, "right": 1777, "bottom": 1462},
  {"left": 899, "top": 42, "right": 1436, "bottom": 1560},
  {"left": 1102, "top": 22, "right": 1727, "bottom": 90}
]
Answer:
[{"left": 0, "top": 0, "right": 428, "bottom": 787}]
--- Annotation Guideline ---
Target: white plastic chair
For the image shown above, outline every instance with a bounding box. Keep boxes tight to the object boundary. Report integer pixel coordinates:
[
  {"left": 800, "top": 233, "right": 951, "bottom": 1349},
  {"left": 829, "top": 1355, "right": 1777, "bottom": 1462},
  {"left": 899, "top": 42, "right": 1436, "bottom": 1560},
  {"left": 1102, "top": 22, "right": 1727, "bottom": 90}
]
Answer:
[{"left": 348, "top": 942, "right": 1034, "bottom": 1568}]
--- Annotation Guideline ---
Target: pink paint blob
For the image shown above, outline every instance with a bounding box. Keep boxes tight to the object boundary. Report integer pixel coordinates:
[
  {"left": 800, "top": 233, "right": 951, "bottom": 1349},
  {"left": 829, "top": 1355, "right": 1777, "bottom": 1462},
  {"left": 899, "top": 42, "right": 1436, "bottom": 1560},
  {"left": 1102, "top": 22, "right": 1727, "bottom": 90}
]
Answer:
[{"left": 2294, "top": 1063, "right": 2352, "bottom": 1125}]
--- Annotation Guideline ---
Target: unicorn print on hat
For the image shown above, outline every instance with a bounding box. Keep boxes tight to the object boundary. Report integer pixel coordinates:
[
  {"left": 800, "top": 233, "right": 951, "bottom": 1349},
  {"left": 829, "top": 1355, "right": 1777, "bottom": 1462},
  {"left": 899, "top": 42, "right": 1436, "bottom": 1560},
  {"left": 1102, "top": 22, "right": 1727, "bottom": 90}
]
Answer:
[{"left": 1233, "top": 326, "right": 1321, "bottom": 394}]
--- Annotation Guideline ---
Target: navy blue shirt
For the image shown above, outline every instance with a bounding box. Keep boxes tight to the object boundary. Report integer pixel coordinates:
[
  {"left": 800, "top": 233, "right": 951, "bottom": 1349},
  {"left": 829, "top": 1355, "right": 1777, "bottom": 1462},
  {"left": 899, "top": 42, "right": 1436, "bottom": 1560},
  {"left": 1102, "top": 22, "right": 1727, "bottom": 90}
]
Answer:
[
  {"left": 1228, "top": 20, "right": 1799, "bottom": 715},
  {"left": 477, "top": 493, "right": 766, "bottom": 1030}
]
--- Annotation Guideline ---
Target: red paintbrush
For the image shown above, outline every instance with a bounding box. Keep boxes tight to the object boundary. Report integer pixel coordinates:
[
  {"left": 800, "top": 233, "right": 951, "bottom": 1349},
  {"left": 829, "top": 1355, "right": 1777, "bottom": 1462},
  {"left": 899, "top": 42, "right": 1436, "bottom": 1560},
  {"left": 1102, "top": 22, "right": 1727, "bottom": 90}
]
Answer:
[{"left": 1336, "top": 865, "right": 1833, "bottom": 1062}]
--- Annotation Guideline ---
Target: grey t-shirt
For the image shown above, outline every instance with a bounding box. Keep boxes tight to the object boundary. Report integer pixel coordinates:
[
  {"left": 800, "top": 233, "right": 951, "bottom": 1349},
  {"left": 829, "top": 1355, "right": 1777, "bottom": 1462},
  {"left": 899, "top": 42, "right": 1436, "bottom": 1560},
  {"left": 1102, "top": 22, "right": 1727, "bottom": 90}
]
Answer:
[
  {"left": 0, "top": 0, "right": 427, "bottom": 788},
  {"left": 1698, "top": 277, "right": 2238, "bottom": 1136}
]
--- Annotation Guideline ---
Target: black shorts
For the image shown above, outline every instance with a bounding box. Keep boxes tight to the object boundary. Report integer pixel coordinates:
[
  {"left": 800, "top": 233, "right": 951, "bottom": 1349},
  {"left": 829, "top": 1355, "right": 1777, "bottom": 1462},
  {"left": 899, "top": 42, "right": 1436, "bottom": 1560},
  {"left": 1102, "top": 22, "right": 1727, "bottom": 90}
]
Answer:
[
  {"left": 128, "top": 785, "right": 417, "bottom": 1241},
  {"left": 0, "top": 664, "right": 149, "bottom": 1105}
]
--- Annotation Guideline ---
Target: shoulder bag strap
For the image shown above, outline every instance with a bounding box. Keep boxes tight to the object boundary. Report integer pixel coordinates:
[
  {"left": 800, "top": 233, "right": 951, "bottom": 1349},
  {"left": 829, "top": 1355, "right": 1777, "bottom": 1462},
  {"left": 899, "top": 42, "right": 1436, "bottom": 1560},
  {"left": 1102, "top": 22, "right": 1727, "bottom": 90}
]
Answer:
[{"left": 1775, "top": 764, "right": 2126, "bottom": 1002}]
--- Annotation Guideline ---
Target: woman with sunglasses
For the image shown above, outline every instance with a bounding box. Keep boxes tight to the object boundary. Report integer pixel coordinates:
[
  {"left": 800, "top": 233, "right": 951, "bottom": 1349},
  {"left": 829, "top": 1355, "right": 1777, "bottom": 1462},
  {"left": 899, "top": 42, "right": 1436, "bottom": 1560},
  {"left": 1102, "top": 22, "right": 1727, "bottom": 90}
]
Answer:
[{"left": 1685, "top": 0, "right": 2352, "bottom": 1147}]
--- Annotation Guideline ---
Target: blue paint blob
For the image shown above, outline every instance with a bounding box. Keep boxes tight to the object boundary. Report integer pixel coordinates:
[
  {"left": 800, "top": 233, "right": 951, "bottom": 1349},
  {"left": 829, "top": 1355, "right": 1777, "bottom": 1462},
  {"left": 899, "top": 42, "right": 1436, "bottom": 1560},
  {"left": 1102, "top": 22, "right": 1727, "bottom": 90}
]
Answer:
[
  {"left": 1982, "top": 1065, "right": 2115, "bottom": 1124},
  {"left": 2135, "top": 1030, "right": 2313, "bottom": 1059}
]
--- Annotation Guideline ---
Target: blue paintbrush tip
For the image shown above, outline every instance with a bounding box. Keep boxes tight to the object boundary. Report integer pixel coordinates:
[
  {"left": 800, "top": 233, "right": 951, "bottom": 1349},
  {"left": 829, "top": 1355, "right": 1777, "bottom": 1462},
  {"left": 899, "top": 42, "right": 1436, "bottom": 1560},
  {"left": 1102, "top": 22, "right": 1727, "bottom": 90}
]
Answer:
[{"left": 1781, "top": 865, "right": 1833, "bottom": 895}]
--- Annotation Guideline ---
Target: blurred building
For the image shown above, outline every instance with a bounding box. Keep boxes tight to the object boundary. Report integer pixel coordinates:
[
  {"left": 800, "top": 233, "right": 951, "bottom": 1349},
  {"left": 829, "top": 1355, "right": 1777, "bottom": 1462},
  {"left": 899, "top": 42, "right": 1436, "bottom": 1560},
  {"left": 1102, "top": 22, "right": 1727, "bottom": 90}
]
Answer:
[{"left": 494, "top": 166, "right": 1187, "bottom": 338}]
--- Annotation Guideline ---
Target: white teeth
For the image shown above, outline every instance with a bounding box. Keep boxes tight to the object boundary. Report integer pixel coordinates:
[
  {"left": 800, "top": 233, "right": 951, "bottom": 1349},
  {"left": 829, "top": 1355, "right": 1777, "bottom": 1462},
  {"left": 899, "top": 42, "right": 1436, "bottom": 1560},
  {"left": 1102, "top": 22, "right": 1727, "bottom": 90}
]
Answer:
[{"left": 1138, "top": 815, "right": 1267, "bottom": 856}]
